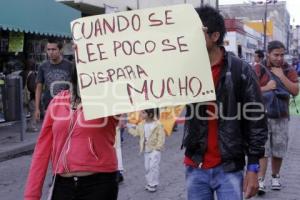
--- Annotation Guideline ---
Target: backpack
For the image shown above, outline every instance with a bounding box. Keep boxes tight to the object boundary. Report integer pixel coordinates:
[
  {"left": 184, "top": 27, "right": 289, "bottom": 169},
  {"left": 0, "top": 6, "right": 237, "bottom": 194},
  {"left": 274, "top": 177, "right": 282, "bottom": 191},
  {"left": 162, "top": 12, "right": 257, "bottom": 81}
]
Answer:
[
  {"left": 23, "top": 71, "right": 37, "bottom": 104},
  {"left": 258, "top": 62, "right": 290, "bottom": 118},
  {"left": 26, "top": 71, "right": 37, "bottom": 93}
]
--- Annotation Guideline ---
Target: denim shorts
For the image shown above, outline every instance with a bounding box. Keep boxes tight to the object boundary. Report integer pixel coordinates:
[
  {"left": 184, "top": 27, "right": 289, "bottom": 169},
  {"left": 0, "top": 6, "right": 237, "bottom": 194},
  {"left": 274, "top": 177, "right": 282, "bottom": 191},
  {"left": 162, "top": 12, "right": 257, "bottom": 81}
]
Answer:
[{"left": 265, "top": 118, "right": 289, "bottom": 158}]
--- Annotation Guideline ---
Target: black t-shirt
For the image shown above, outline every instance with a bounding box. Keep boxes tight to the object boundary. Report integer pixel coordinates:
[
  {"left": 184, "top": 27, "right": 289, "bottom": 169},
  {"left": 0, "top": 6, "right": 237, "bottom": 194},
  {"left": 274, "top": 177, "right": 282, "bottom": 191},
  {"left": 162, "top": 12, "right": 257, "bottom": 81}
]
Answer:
[{"left": 37, "top": 59, "right": 72, "bottom": 108}]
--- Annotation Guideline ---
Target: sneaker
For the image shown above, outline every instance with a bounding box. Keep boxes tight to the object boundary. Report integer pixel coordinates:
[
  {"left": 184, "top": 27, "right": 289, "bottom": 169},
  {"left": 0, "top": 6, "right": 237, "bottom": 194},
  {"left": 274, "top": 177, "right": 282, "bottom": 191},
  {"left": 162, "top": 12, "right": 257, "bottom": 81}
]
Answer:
[
  {"left": 26, "top": 127, "right": 38, "bottom": 132},
  {"left": 258, "top": 177, "right": 266, "bottom": 195},
  {"left": 271, "top": 174, "right": 281, "bottom": 190},
  {"left": 145, "top": 184, "right": 157, "bottom": 192}
]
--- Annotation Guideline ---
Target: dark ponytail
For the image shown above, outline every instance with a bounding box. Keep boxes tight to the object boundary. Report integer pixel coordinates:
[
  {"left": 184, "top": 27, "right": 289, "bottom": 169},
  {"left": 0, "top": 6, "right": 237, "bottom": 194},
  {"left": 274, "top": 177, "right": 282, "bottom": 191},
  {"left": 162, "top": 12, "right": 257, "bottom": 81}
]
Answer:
[
  {"left": 144, "top": 108, "right": 160, "bottom": 119},
  {"left": 71, "top": 65, "right": 81, "bottom": 105}
]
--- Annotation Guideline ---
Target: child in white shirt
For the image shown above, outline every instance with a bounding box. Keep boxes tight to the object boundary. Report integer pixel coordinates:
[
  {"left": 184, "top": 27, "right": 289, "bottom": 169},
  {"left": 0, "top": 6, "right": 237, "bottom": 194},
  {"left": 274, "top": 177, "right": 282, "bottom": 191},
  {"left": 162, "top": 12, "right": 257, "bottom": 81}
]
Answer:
[{"left": 128, "top": 108, "right": 165, "bottom": 192}]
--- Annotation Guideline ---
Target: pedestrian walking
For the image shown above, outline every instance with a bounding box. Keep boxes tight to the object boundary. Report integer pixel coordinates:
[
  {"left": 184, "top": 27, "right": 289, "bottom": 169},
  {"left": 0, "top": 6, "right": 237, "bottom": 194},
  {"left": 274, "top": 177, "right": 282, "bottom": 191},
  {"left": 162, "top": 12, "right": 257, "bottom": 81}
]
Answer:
[
  {"left": 24, "top": 66, "right": 119, "bottom": 200},
  {"left": 252, "top": 49, "right": 264, "bottom": 67},
  {"left": 34, "top": 39, "right": 72, "bottom": 121},
  {"left": 254, "top": 40, "right": 299, "bottom": 195},
  {"left": 20, "top": 58, "right": 38, "bottom": 132},
  {"left": 182, "top": 6, "right": 268, "bottom": 200},
  {"left": 128, "top": 108, "right": 165, "bottom": 192}
]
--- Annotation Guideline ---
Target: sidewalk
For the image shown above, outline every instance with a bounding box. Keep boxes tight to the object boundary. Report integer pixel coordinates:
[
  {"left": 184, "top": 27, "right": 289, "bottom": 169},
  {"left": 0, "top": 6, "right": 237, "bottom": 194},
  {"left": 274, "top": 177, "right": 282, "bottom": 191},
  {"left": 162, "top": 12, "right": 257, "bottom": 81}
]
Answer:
[
  {"left": 0, "top": 121, "right": 41, "bottom": 162},
  {"left": 252, "top": 115, "right": 300, "bottom": 200}
]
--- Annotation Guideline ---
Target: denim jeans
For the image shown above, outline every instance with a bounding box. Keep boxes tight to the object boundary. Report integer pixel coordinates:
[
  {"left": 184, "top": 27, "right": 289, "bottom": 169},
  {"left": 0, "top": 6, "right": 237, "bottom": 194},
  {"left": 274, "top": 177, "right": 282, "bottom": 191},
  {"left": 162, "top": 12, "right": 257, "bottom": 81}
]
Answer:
[
  {"left": 185, "top": 165, "right": 244, "bottom": 200},
  {"left": 52, "top": 172, "right": 118, "bottom": 200}
]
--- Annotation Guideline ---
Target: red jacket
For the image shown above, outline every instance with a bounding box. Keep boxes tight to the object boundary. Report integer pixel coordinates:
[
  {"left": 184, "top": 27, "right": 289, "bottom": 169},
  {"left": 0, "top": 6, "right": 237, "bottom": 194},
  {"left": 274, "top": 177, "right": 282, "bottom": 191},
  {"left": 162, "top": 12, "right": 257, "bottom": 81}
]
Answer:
[{"left": 24, "top": 91, "right": 118, "bottom": 200}]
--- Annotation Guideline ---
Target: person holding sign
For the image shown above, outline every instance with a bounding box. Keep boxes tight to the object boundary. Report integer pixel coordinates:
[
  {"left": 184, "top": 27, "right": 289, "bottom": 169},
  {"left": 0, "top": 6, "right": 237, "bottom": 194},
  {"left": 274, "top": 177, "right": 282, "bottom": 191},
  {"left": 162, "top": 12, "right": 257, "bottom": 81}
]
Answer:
[
  {"left": 128, "top": 108, "right": 165, "bottom": 192},
  {"left": 71, "top": 4, "right": 217, "bottom": 121},
  {"left": 182, "top": 6, "right": 268, "bottom": 200},
  {"left": 24, "top": 66, "right": 119, "bottom": 200}
]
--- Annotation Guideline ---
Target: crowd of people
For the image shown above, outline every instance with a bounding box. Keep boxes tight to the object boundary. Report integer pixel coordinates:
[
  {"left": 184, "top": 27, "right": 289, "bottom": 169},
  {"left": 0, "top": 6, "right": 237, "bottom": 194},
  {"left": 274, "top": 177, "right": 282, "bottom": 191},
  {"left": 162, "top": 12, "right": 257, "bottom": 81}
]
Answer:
[{"left": 22, "top": 5, "right": 299, "bottom": 200}]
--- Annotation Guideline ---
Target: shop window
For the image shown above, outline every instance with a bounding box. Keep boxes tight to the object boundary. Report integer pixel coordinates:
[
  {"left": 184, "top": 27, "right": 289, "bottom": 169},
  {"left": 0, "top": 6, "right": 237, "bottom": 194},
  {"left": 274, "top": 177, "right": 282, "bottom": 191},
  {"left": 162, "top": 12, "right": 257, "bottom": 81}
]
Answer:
[{"left": 0, "top": 31, "right": 9, "bottom": 53}]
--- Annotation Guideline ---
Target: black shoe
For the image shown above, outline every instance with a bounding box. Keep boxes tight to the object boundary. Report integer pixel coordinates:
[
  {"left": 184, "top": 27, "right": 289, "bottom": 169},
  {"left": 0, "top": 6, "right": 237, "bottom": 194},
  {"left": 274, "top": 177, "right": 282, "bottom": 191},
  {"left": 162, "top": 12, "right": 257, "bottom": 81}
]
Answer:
[
  {"left": 172, "top": 124, "right": 178, "bottom": 132},
  {"left": 145, "top": 184, "right": 157, "bottom": 192},
  {"left": 116, "top": 172, "right": 124, "bottom": 184},
  {"left": 257, "top": 189, "right": 266, "bottom": 196}
]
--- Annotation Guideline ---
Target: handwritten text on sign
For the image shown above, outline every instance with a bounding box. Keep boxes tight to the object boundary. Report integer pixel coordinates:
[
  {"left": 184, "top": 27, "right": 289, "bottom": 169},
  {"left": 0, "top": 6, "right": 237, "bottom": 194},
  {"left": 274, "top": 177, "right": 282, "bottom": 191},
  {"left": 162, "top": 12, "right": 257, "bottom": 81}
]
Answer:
[{"left": 71, "top": 4, "right": 215, "bottom": 120}]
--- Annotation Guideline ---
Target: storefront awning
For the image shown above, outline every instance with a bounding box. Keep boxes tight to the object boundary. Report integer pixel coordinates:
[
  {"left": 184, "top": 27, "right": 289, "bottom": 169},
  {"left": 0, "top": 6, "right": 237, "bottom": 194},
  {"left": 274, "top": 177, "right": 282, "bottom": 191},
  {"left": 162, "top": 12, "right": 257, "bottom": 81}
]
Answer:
[
  {"left": 0, "top": 0, "right": 81, "bottom": 37},
  {"left": 57, "top": 0, "right": 105, "bottom": 15}
]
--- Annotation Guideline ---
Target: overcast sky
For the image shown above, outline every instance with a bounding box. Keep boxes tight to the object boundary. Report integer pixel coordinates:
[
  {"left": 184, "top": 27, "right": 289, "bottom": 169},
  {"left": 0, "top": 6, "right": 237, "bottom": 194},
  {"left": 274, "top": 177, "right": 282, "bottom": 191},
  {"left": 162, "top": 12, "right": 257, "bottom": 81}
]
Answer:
[{"left": 219, "top": 0, "right": 300, "bottom": 26}]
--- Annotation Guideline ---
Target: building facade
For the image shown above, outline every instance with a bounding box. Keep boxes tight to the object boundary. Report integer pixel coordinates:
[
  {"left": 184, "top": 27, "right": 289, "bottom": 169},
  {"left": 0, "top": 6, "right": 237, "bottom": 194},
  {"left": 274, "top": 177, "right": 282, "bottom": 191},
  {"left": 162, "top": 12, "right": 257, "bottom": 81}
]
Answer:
[
  {"left": 57, "top": 0, "right": 217, "bottom": 15},
  {"left": 224, "top": 19, "right": 263, "bottom": 62},
  {"left": 220, "top": 1, "right": 290, "bottom": 50},
  {"left": 0, "top": 0, "right": 80, "bottom": 122},
  {"left": 291, "top": 25, "right": 300, "bottom": 58}
]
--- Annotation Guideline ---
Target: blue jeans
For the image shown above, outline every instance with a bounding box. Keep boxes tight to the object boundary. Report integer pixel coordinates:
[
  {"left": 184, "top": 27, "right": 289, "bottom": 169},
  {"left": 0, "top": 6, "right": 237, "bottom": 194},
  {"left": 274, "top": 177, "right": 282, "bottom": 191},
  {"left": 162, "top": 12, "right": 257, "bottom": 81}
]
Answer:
[{"left": 185, "top": 165, "right": 243, "bottom": 200}]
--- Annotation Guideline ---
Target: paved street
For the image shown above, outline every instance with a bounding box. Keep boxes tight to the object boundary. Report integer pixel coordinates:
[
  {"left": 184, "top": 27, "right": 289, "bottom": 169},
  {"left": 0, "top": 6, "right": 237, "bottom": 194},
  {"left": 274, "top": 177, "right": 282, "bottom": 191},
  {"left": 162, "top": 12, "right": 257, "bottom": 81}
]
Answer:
[
  {"left": 1, "top": 0, "right": 300, "bottom": 200},
  {"left": 0, "top": 117, "right": 300, "bottom": 200}
]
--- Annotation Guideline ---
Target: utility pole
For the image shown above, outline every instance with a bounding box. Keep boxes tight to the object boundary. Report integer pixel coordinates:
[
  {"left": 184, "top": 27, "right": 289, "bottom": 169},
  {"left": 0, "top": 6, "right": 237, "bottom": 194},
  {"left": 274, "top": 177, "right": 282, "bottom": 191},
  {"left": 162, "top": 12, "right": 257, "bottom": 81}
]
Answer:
[
  {"left": 137, "top": 0, "right": 140, "bottom": 9},
  {"left": 216, "top": 0, "right": 219, "bottom": 10},
  {"left": 263, "top": 0, "right": 268, "bottom": 52},
  {"left": 201, "top": 0, "right": 204, "bottom": 7}
]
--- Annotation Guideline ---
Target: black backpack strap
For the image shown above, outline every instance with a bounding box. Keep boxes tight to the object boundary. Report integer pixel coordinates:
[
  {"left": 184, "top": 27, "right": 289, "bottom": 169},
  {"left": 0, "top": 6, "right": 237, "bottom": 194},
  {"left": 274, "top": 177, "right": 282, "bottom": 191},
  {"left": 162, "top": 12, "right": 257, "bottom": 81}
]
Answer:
[
  {"left": 258, "top": 60, "right": 268, "bottom": 80},
  {"left": 227, "top": 53, "right": 243, "bottom": 103},
  {"left": 258, "top": 62, "right": 289, "bottom": 91}
]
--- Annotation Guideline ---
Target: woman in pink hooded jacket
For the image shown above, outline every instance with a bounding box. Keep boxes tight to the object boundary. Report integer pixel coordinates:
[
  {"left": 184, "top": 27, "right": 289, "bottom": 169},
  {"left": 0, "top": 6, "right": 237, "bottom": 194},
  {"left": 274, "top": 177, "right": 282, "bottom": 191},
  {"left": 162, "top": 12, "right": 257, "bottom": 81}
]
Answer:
[{"left": 24, "top": 66, "right": 119, "bottom": 200}]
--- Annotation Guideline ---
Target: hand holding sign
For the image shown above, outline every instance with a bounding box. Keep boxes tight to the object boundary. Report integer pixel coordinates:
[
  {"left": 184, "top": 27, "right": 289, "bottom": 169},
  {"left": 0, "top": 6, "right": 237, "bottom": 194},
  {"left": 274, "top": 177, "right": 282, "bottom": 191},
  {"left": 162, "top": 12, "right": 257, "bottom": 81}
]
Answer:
[{"left": 71, "top": 4, "right": 215, "bottom": 120}]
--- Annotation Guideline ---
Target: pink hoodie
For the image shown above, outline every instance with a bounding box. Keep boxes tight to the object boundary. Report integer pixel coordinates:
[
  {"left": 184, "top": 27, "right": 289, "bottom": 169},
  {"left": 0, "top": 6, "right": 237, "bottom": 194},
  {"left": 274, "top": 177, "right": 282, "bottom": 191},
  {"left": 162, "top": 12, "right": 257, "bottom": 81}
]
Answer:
[{"left": 24, "top": 91, "right": 118, "bottom": 200}]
